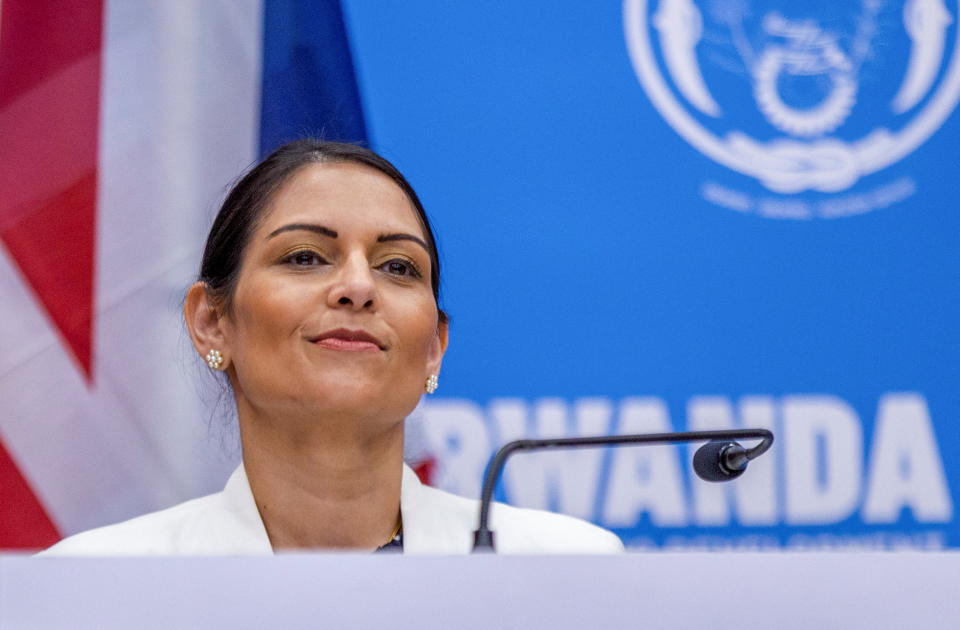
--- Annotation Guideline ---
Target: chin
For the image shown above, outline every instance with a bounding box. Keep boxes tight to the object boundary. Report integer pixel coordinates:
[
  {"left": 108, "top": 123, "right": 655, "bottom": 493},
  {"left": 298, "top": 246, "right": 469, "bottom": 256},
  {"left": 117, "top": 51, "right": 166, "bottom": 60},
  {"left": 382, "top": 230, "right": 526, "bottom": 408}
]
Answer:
[{"left": 305, "top": 378, "right": 421, "bottom": 420}]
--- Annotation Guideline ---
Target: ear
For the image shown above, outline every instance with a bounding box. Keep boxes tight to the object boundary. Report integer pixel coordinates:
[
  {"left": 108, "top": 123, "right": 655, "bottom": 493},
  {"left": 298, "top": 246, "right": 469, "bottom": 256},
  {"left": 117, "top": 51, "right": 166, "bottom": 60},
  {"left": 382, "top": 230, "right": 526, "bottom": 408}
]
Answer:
[
  {"left": 425, "top": 316, "right": 449, "bottom": 378},
  {"left": 184, "top": 282, "right": 231, "bottom": 369}
]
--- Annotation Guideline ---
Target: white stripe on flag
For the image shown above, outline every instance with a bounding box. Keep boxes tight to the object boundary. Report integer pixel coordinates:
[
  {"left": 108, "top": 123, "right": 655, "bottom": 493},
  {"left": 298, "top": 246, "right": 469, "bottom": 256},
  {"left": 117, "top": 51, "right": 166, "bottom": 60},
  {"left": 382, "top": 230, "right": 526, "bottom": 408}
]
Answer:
[{"left": 0, "top": 0, "right": 263, "bottom": 534}]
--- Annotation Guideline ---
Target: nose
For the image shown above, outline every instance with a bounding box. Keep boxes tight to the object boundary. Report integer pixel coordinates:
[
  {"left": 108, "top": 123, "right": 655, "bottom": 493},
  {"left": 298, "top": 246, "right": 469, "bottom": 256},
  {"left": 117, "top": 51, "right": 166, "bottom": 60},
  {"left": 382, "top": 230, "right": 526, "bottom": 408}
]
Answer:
[{"left": 327, "top": 253, "right": 377, "bottom": 312}]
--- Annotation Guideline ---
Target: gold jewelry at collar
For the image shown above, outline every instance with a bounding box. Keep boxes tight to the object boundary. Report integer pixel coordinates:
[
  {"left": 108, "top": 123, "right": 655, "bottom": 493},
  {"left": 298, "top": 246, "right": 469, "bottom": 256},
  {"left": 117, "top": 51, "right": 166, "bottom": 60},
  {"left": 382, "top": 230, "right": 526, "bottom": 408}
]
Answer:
[{"left": 387, "top": 515, "right": 402, "bottom": 542}]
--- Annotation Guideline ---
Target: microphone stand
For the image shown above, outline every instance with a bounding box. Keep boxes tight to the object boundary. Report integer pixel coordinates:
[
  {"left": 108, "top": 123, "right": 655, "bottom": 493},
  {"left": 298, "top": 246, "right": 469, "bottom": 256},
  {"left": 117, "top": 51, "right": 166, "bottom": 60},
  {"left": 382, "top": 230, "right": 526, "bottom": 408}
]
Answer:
[{"left": 472, "top": 428, "right": 774, "bottom": 552}]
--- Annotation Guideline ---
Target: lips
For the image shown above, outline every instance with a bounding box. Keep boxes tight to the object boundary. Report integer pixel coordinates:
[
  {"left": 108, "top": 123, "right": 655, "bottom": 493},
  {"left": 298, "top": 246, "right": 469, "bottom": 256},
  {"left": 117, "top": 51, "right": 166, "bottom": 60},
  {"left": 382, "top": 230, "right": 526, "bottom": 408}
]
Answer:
[{"left": 311, "top": 328, "right": 385, "bottom": 352}]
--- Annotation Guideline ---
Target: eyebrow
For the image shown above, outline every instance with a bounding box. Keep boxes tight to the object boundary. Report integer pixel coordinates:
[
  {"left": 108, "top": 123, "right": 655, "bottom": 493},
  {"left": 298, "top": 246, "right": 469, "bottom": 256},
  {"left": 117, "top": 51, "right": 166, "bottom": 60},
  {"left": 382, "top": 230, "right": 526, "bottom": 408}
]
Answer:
[
  {"left": 267, "top": 222, "right": 429, "bottom": 254},
  {"left": 267, "top": 223, "right": 338, "bottom": 239},
  {"left": 377, "top": 233, "right": 429, "bottom": 253}
]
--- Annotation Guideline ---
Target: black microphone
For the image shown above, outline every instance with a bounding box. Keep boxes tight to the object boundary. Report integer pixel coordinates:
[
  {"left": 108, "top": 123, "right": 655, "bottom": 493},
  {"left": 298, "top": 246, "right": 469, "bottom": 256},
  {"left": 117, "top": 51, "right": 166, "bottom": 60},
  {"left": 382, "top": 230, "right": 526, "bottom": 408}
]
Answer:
[
  {"left": 693, "top": 440, "right": 752, "bottom": 481},
  {"left": 472, "top": 428, "right": 774, "bottom": 552}
]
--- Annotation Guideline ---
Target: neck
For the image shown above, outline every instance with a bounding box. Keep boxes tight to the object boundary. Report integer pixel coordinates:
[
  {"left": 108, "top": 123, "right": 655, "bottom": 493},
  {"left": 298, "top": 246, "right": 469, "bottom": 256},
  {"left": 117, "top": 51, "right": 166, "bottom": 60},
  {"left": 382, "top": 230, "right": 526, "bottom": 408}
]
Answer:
[{"left": 237, "top": 404, "right": 405, "bottom": 551}]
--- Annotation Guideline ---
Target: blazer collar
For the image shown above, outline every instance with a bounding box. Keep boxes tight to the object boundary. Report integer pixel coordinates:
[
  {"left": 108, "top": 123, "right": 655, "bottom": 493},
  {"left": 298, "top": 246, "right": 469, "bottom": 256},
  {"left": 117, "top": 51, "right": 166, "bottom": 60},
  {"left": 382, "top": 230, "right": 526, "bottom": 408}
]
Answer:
[
  {"left": 220, "top": 463, "right": 472, "bottom": 554},
  {"left": 216, "top": 465, "right": 273, "bottom": 555},
  {"left": 400, "top": 464, "right": 473, "bottom": 554}
]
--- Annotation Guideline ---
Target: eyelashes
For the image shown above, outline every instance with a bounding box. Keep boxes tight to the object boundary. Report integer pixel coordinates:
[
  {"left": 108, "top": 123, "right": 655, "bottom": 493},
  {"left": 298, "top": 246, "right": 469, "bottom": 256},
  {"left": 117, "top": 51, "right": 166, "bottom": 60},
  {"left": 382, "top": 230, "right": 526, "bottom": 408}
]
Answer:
[
  {"left": 281, "top": 248, "right": 423, "bottom": 279},
  {"left": 284, "top": 250, "right": 328, "bottom": 267},
  {"left": 379, "top": 258, "right": 423, "bottom": 279}
]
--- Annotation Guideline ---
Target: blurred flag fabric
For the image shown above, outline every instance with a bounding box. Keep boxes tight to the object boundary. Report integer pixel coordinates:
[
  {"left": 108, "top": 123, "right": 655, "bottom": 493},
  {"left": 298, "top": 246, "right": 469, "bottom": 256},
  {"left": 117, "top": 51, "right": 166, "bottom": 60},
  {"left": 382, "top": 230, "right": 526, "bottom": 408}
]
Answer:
[{"left": 0, "top": 0, "right": 375, "bottom": 549}]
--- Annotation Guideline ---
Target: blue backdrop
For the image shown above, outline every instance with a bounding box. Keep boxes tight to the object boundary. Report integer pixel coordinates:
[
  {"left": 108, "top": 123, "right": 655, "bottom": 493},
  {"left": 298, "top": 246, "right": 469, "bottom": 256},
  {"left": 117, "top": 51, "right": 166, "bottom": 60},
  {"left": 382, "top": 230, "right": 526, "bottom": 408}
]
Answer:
[{"left": 335, "top": 0, "right": 959, "bottom": 549}]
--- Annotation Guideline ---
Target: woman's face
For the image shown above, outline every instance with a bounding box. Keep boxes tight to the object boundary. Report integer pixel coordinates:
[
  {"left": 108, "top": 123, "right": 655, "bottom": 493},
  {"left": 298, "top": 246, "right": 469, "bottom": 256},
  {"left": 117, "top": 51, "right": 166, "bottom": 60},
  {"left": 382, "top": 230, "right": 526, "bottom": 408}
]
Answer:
[{"left": 218, "top": 162, "right": 446, "bottom": 427}]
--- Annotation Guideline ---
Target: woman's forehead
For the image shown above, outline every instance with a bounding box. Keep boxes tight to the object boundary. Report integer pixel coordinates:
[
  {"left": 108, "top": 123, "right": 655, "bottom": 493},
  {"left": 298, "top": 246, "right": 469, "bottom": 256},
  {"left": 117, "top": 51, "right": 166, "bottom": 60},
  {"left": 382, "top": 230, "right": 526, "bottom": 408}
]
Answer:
[{"left": 258, "top": 162, "right": 425, "bottom": 237}]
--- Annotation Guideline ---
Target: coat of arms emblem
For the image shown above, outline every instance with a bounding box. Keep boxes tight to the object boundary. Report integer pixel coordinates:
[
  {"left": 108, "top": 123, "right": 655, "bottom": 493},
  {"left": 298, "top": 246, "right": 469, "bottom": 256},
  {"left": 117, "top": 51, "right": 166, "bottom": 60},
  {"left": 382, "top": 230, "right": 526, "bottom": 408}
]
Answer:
[{"left": 624, "top": 0, "right": 960, "bottom": 209}]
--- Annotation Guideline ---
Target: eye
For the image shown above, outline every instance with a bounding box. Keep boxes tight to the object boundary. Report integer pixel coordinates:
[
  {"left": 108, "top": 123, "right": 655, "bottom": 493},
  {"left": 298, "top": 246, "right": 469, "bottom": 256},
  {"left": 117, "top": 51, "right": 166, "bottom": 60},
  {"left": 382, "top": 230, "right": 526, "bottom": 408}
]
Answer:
[
  {"left": 285, "top": 250, "right": 327, "bottom": 267},
  {"left": 379, "top": 258, "right": 422, "bottom": 278}
]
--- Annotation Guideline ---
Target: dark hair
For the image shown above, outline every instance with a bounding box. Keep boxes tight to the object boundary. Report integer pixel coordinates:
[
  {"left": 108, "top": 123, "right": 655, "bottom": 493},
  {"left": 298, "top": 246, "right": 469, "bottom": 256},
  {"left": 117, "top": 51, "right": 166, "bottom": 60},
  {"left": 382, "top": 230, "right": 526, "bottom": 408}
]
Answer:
[{"left": 199, "top": 139, "right": 445, "bottom": 322}]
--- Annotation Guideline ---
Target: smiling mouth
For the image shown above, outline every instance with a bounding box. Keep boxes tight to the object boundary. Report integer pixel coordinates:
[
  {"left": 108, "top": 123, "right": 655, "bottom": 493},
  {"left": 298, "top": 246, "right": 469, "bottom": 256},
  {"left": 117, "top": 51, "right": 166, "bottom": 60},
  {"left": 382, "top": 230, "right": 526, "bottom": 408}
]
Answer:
[{"left": 310, "top": 328, "right": 385, "bottom": 352}]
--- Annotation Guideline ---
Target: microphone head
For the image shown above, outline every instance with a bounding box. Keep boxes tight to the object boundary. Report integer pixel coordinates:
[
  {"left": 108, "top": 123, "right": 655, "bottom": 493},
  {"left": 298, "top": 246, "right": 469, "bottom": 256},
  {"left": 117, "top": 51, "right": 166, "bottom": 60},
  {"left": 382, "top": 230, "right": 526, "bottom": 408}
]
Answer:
[{"left": 693, "top": 440, "right": 747, "bottom": 482}]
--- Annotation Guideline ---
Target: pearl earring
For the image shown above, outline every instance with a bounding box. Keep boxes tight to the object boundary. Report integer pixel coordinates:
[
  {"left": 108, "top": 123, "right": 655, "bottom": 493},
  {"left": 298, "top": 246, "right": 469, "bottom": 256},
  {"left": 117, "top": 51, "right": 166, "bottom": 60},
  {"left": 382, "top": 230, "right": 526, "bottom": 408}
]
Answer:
[
  {"left": 205, "top": 349, "right": 225, "bottom": 370},
  {"left": 425, "top": 374, "right": 439, "bottom": 394}
]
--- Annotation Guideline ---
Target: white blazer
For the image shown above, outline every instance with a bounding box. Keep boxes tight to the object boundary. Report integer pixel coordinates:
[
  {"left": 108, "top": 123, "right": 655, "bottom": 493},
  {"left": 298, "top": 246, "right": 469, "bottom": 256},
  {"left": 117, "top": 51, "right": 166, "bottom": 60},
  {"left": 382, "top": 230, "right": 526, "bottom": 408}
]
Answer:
[{"left": 41, "top": 465, "right": 623, "bottom": 555}]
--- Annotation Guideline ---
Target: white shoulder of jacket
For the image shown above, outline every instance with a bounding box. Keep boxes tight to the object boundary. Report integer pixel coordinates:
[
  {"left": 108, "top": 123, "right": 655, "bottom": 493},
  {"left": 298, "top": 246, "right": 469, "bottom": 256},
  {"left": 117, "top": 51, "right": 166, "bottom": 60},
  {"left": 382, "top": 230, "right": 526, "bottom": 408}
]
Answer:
[
  {"left": 39, "top": 465, "right": 623, "bottom": 556},
  {"left": 39, "top": 466, "right": 272, "bottom": 557},
  {"left": 400, "top": 470, "right": 623, "bottom": 555}
]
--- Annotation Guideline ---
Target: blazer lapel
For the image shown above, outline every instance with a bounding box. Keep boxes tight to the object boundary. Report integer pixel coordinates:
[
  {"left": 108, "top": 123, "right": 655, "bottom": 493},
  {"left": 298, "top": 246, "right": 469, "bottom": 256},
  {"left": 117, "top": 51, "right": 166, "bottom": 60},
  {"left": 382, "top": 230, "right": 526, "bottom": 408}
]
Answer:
[
  {"left": 202, "top": 465, "right": 274, "bottom": 555},
  {"left": 200, "top": 464, "right": 473, "bottom": 555},
  {"left": 400, "top": 464, "right": 473, "bottom": 554}
]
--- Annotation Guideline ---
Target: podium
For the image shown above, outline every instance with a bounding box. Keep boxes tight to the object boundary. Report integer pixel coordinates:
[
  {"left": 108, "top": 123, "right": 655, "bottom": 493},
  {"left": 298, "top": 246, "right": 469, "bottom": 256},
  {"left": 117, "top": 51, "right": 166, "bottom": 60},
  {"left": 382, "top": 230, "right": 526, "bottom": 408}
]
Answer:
[{"left": 2, "top": 553, "right": 958, "bottom": 628}]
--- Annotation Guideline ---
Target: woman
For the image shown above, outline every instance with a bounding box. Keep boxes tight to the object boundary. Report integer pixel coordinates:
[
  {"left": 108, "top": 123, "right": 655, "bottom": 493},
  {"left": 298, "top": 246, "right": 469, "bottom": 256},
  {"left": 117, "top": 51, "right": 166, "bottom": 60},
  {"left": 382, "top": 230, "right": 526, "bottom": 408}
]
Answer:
[{"left": 43, "top": 140, "right": 622, "bottom": 555}]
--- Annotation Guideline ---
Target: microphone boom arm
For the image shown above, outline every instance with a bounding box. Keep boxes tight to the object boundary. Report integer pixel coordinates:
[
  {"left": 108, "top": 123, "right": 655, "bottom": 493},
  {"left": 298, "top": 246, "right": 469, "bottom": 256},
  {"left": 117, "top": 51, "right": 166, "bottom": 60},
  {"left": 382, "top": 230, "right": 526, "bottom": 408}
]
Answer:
[{"left": 472, "top": 428, "right": 774, "bottom": 551}]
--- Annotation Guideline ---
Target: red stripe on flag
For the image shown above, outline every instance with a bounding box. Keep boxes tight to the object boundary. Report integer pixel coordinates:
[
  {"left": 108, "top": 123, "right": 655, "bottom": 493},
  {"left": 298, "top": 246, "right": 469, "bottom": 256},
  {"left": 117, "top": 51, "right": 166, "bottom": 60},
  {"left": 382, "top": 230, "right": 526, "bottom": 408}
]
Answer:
[
  {"left": 0, "top": 439, "right": 60, "bottom": 550},
  {"left": 412, "top": 457, "right": 437, "bottom": 486},
  {"left": 0, "top": 0, "right": 103, "bottom": 382},
  {"left": 0, "top": 0, "right": 104, "bottom": 549}
]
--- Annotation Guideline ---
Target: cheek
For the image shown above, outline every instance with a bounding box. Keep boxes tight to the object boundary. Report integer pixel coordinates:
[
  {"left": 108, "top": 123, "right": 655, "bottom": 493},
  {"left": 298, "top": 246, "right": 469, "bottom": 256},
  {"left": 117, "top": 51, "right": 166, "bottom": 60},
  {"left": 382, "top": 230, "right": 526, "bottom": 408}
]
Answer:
[
  {"left": 231, "top": 276, "right": 310, "bottom": 353},
  {"left": 392, "top": 295, "right": 439, "bottom": 358}
]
